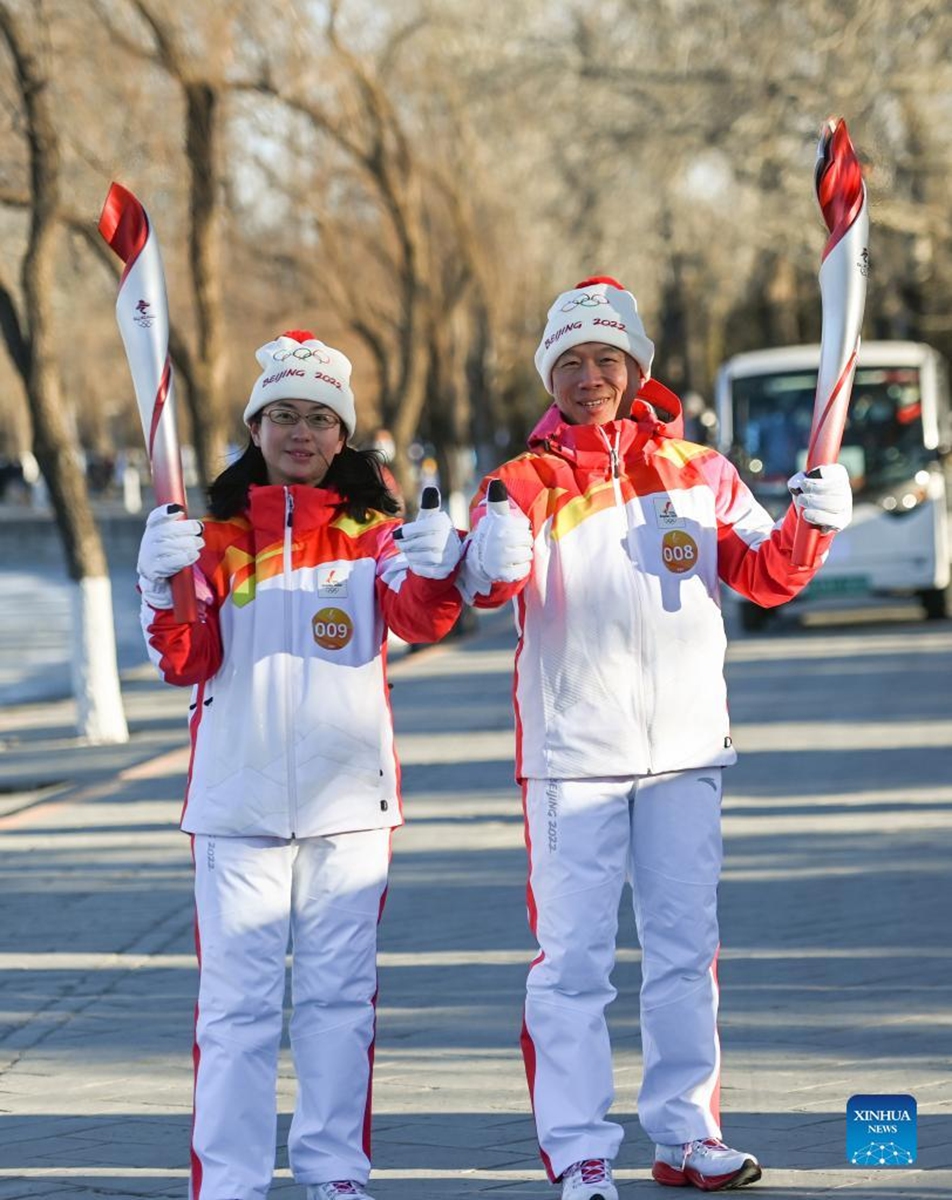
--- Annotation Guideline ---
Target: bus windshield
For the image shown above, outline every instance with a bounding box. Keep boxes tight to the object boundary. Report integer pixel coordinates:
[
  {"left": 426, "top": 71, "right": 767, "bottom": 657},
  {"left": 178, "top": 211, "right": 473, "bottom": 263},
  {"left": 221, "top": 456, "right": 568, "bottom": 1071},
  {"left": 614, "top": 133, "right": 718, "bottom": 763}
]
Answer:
[{"left": 730, "top": 366, "right": 928, "bottom": 494}]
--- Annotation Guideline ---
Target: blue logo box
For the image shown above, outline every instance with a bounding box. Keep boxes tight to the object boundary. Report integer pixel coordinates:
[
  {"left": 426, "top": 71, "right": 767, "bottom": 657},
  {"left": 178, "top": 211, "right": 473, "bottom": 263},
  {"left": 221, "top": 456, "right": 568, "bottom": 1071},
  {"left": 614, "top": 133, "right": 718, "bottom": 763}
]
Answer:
[{"left": 846, "top": 1094, "right": 916, "bottom": 1166}]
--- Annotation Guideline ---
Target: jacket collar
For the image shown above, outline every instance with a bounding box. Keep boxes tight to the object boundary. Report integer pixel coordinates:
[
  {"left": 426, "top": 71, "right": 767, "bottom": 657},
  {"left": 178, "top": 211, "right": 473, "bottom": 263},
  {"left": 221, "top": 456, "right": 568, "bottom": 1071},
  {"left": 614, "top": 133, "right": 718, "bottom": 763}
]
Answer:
[
  {"left": 526, "top": 379, "right": 684, "bottom": 470},
  {"left": 247, "top": 483, "right": 343, "bottom": 543}
]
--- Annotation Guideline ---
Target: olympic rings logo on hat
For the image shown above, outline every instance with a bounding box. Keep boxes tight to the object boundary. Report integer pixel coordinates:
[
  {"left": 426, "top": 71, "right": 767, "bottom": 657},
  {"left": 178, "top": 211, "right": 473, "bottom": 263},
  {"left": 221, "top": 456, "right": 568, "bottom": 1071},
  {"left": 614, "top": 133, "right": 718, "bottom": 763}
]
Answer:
[
  {"left": 274, "top": 347, "right": 331, "bottom": 363},
  {"left": 560, "top": 293, "right": 610, "bottom": 312}
]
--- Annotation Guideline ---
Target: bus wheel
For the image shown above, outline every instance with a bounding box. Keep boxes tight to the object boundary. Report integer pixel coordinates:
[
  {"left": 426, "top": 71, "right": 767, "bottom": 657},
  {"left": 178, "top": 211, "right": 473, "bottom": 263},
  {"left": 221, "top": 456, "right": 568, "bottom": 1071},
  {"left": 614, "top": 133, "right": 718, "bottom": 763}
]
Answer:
[
  {"left": 740, "top": 601, "right": 774, "bottom": 632},
  {"left": 919, "top": 586, "right": 951, "bottom": 620}
]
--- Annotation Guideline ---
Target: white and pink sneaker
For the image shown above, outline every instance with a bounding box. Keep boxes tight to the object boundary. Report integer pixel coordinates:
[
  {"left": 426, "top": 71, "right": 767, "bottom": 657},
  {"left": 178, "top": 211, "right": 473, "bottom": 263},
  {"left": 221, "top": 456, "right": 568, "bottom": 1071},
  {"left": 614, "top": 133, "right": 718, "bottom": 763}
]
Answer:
[
  {"left": 308, "top": 1182, "right": 376, "bottom": 1200},
  {"left": 561, "top": 1158, "right": 618, "bottom": 1200},
  {"left": 653, "top": 1138, "right": 761, "bottom": 1190}
]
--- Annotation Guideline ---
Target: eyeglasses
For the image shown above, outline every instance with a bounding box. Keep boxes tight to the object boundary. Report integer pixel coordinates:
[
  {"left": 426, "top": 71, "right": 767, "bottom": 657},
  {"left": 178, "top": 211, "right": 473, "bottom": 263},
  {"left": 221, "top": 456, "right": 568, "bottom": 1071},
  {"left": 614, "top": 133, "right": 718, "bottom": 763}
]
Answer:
[{"left": 263, "top": 408, "right": 341, "bottom": 430}]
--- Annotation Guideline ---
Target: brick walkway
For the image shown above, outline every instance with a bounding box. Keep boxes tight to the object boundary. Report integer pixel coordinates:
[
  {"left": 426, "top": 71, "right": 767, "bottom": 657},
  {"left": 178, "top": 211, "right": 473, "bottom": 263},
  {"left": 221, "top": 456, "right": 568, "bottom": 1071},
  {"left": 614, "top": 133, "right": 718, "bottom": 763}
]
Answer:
[{"left": 0, "top": 605, "right": 950, "bottom": 1198}]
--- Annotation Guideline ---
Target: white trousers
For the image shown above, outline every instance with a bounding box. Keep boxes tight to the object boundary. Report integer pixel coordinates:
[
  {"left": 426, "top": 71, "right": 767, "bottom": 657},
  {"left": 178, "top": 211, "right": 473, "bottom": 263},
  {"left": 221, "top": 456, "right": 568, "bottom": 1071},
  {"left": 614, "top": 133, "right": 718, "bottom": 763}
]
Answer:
[
  {"left": 190, "top": 828, "right": 391, "bottom": 1200},
  {"left": 520, "top": 771, "right": 723, "bottom": 1179}
]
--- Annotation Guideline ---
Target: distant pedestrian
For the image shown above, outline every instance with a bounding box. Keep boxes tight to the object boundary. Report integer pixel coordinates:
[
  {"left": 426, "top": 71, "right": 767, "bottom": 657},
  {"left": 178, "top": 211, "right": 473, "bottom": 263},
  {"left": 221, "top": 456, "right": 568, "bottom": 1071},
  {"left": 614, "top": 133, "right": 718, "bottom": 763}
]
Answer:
[
  {"left": 450, "top": 277, "right": 852, "bottom": 1195},
  {"left": 135, "top": 330, "right": 464, "bottom": 1200}
]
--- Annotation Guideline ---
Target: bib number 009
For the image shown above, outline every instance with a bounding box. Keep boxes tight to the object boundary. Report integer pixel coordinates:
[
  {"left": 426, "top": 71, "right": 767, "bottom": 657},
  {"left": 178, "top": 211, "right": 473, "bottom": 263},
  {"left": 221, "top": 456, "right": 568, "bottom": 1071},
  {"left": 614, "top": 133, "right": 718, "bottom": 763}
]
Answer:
[{"left": 312, "top": 607, "right": 354, "bottom": 649}]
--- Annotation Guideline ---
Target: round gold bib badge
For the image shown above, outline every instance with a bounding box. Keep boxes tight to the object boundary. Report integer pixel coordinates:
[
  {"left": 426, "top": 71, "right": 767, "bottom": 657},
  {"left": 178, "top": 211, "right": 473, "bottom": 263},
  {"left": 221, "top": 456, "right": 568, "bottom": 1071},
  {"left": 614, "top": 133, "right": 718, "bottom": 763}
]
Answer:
[
  {"left": 312, "top": 607, "right": 354, "bottom": 649},
  {"left": 661, "top": 530, "right": 698, "bottom": 574}
]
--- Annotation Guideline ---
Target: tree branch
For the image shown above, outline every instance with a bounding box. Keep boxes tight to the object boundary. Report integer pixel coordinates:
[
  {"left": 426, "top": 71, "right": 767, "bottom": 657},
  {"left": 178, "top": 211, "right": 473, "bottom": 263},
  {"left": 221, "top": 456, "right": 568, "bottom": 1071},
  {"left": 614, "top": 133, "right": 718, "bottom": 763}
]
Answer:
[
  {"left": 89, "top": 0, "right": 161, "bottom": 65},
  {"left": 128, "top": 0, "right": 186, "bottom": 79}
]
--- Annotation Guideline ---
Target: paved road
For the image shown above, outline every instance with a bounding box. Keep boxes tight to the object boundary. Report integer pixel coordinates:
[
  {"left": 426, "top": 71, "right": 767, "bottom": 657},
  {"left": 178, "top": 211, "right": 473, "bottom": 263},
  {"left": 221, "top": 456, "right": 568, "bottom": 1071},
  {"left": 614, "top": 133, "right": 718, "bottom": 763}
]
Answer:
[{"left": 0, "top": 590, "right": 950, "bottom": 1198}]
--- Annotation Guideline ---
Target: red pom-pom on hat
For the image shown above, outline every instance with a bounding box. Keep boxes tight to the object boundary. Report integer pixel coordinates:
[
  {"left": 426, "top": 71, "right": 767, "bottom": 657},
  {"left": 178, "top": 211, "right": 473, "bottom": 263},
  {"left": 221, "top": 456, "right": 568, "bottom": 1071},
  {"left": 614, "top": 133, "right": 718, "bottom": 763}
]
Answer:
[
  {"left": 280, "top": 329, "right": 316, "bottom": 343},
  {"left": 575, "top": 275, "right": 624, "bottom": 290}
]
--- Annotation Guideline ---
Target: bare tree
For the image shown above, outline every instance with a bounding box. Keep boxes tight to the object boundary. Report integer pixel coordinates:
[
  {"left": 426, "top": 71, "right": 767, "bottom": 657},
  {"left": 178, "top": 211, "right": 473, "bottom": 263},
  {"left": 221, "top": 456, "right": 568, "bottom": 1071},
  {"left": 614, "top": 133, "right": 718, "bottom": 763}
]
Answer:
[
  {"left": 92, "top": 0, "right": 236, "bottom": 485},
  {"left": 235, "top": 2, "right": 547, "bottom": 502},
  {"left": 0, "top": 0, "right": 127, "bottom": 743},
  {"left": 6, "top": 0, "right": 952, "bottom": 502},
  {"left": 243, "top": 14, "right": 439, "bottom": 500}
]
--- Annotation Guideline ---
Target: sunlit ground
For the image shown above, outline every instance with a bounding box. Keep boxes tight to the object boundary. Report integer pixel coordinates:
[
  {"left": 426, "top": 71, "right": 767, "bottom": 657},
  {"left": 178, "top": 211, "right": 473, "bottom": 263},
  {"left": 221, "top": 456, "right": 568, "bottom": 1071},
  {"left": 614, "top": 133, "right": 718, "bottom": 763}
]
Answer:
[{"left": 0, "top": 612, "right": 949, "bottom": 1195}]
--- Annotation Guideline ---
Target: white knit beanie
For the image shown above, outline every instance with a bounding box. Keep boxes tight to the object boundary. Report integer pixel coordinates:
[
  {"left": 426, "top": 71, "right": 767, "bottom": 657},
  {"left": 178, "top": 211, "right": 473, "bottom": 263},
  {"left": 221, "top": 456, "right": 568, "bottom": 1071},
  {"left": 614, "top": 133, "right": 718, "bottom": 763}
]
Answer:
[
  {"left": 243, "top": 330, "right": 357, "bottom": 437},
  {"left": 534, "top": 276, "right": 655, "bottom": 394}
]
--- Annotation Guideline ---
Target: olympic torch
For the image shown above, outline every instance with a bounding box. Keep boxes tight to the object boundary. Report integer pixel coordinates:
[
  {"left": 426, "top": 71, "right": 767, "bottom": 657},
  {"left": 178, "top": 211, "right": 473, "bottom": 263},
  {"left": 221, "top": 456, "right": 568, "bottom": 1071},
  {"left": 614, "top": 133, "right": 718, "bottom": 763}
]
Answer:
[
  {"left": 98, "top": 183, "right": 197, "bottom": 621},
  {"left": 791, "top": 118, "right": 870, "bottom": 568}
]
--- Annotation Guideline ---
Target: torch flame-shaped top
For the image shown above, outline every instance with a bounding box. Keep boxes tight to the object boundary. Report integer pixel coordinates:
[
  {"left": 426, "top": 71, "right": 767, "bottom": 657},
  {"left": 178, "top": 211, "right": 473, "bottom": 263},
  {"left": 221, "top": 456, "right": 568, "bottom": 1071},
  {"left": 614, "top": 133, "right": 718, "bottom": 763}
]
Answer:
[
  {"left": 99, "top": 182, "right": 151, "bottom": 285},
  {"left": 815, "top": 118, "right": 866, "bottom": 259}
]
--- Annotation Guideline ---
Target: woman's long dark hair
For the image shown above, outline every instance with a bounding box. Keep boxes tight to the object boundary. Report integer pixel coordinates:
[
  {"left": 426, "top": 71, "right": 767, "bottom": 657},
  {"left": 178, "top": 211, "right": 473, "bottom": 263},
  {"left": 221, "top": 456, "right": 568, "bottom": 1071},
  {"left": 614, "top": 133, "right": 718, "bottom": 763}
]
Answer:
[{"left": 207, "top": 434, "right": 400, "bottom": 522}]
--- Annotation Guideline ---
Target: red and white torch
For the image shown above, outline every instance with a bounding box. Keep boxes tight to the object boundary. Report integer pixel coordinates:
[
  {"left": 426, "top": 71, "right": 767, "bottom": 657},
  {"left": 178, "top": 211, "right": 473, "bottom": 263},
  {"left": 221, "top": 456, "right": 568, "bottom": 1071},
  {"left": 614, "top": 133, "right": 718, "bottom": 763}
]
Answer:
[
  {"left": 792, "top": 118, "right": 870, "bottom": 568},
  {"left": 99, "top": 182, "right": 197, "bottom": 621}
]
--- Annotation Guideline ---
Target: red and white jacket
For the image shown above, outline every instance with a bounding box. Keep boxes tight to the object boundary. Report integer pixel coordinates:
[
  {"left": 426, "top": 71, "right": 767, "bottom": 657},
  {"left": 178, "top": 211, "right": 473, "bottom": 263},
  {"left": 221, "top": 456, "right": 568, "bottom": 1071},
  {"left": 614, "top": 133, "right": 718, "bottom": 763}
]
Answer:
[
  {"left": 142, "top": 484, "right": 462, "bottom": 839},
  {"left": 468, "top": 398, "right": 832, "bottom": 781}
]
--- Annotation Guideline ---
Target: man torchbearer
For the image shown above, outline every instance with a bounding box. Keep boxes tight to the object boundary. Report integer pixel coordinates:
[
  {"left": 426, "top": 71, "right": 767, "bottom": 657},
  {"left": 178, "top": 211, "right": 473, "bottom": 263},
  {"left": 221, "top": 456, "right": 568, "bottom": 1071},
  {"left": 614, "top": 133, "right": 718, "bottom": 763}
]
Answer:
[{"left": 444, "top": 277, "right": 852, "bottom": 1194}]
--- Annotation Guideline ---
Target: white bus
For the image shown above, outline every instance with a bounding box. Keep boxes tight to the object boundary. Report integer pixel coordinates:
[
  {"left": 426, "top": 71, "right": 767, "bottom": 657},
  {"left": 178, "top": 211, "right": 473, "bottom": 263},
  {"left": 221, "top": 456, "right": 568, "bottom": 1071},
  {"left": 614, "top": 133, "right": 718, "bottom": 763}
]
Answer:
[{"left": 714, "top": 341, "right": 952, "bottom": 630}]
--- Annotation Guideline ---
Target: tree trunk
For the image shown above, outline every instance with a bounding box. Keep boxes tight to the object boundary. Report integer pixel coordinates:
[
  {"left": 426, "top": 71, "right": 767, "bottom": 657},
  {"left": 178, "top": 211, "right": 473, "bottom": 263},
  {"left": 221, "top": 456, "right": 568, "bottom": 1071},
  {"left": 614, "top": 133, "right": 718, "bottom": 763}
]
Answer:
[
  {"left": 425, "top": 309, "right": 476, "bottom": 529},
  {"left": 765, "top": 255, "right": 801, "bottom": 346},
  {"left": 70, "top": 578, "right": 128, "bottom": 743},
  {"left": 0, "top": 0, "right": 128, "bottom": 743},
  {"left": 390, "top": 335, "right": 430, "bottom": 510},
  {"left": 185, "top": 82, "right": 228, "bottom": 485},
  {"left": 29, "top": 352, "right": 128, "bottom": 744}
]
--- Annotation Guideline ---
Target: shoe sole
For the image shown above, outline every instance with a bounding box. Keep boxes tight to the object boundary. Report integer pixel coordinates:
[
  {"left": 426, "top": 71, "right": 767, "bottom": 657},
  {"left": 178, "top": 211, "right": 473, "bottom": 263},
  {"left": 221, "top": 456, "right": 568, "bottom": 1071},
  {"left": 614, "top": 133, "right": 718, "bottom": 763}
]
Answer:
[
  {"left": 563, "top": 1188, "right": 617, "bottom": 1200},
  {"left": 652, "top": 1159, "right": 762, "bottom": 1191}
]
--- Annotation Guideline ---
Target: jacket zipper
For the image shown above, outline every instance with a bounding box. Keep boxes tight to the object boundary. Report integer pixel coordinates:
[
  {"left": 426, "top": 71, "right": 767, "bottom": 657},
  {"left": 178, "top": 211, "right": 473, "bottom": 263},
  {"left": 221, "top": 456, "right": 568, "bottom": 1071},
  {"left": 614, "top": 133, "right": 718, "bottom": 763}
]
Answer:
[
  {"left": 597, "top": 425, "right": 654, "bottom": 772},
  {"left": 608, "top": 427, "right": 624, "bottom": 504},
  {"left": 283, "top": 488, "right": 299, "bottom": 836}
]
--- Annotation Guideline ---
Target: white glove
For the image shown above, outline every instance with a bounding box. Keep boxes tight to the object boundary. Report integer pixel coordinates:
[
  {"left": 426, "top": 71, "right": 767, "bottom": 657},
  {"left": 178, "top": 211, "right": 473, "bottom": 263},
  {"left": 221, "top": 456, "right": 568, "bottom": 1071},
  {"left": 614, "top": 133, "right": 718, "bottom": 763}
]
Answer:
[
  {"left": 393, "top": 487, "right": 463, "bottom": 580},
  {"left": 460, "top": 481, "right": 534, "bottom": 598},
  {"left": 788, "top": 463, "right": 853, "bottom": 533},
  {"left": 137, "top": 504, "right": 204, "bottom": 609}
]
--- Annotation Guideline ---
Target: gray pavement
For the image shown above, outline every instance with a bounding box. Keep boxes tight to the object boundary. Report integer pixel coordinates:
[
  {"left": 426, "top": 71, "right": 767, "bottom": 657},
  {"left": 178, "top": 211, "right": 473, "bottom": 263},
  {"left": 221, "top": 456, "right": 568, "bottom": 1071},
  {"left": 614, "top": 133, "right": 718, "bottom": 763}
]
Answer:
[{"left": 0, "top": 588, "right": 950, "bottom": 1198}]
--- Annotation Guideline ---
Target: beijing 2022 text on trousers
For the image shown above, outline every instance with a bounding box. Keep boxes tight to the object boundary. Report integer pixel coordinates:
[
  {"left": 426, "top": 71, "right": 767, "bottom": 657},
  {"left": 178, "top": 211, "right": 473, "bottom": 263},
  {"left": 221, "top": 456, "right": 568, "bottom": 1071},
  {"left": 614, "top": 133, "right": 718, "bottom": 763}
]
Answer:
[
  {"left": 190, "top": 827, "right": 391, "bottom": 1200},
  {"left": 521, "top": 770, "right": 723, "bottom": 1179}
]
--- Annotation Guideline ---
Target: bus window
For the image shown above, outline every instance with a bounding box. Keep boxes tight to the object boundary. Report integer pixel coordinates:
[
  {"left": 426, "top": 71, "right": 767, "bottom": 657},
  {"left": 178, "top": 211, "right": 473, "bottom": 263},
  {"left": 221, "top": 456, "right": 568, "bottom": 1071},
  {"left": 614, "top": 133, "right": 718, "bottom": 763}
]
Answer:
[
  {"left": 730, "top": 367, "right": 930, "bottom": 496},
  {"left": 846, "top": 369, "right": 927, "bottom": 491},
  {"left": 716, "top": 342, "right": 952, "bottom": 623}
]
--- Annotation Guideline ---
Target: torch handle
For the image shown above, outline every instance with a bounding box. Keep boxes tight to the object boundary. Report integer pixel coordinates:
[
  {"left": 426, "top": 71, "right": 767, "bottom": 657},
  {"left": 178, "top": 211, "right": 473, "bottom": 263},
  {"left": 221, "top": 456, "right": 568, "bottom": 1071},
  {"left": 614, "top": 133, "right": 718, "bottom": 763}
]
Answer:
[
  {"left": 791, "top": 520, "right": 821, "bottom": 569},
  {"left": 791, "top": 465, "right": 825, "bottom": 569},
  {"left": 171, "top": 568, "right": 198, "bottom": 623}
]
